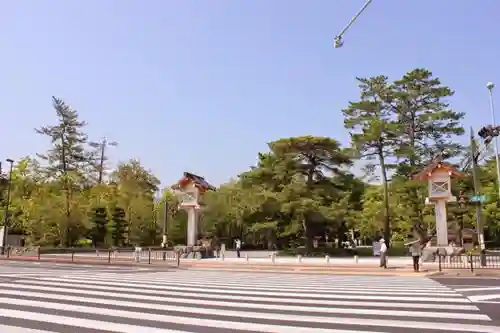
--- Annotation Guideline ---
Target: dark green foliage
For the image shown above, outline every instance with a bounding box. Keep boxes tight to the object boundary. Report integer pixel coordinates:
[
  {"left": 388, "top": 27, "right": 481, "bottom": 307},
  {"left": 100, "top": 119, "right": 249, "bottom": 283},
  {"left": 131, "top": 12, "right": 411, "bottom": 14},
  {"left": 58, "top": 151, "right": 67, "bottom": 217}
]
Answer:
[
  {"left": 109, "top": 207, "right": 127, "bottom": 247},
  {"left": 90, "top": 206, "right": 108, "bottom": 246}
]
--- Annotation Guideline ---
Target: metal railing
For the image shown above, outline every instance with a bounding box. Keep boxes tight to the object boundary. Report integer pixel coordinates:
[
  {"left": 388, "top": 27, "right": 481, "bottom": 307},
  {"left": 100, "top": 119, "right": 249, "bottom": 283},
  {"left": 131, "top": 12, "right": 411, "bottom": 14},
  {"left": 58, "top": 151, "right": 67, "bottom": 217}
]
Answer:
[
  {"left": 438, "top": 252, "right": 500, "bottom": 272},
  {"left": 0, "top": 246, "right": 181, "bottom": 267}
]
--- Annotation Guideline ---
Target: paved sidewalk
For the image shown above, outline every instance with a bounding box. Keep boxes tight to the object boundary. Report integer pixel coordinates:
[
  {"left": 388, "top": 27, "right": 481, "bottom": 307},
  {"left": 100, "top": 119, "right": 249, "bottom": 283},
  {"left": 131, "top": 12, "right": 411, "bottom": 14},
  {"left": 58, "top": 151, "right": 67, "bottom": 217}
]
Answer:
[
  {"left": 7, "top": 254, "right": 475, "bottom": 276},
  {"left": 0, "top": 256, "right": 436, "bottom": 276},
  {"left": 0, "top": 256, "right": 178, "bottom": 268}
]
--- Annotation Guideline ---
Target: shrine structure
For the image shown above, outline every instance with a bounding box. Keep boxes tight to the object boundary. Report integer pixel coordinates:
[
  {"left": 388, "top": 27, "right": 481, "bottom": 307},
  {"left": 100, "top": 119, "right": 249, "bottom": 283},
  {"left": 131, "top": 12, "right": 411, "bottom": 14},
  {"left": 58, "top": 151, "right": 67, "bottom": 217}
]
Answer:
[
  {"left": 172, "top": 172, "right": 215, "bottom": 247},
  {"left": 413, "top": 158, "right": 465, "bottom": 249}
]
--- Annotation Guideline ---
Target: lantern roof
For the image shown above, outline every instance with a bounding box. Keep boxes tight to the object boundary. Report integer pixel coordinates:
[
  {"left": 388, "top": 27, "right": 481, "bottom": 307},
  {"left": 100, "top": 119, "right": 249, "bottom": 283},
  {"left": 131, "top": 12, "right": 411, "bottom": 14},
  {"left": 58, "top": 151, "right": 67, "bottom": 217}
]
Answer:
[
  {"left": 412, "top": 159, "right": 465, "bottom": 181},
  {"left": 172, "top": 172, "right": 216, "bottom": 191}
]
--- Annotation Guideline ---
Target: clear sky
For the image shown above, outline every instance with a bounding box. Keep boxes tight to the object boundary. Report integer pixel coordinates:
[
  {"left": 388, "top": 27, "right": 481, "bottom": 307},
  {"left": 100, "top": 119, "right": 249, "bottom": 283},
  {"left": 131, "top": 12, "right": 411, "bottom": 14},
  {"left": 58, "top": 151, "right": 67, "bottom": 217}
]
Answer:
[{"left": 2, "top": 1, "right": 499, "bottom": 186}]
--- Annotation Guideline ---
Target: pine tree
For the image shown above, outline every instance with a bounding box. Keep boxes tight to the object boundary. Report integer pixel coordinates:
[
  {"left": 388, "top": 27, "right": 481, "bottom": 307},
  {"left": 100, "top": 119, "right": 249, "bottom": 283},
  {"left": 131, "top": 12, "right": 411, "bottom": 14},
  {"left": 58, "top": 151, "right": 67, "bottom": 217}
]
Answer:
[
  {"left": 109, "top": 207, "right": 126, "bottom": 247},
  {"left": 342, "top": 76, "right": 400, "bottom": 245},
  {"left": 90, "top": 206, "right": 108, "bottom": 247},
  {"left": 36, "top": 96, "right": 93, "bottom": 246},
  {"left": 392, "top": 68, "right": 465, "bottom": 176},
  {"left": 391, "top": 69, "right": 465, "bottom": 238}
]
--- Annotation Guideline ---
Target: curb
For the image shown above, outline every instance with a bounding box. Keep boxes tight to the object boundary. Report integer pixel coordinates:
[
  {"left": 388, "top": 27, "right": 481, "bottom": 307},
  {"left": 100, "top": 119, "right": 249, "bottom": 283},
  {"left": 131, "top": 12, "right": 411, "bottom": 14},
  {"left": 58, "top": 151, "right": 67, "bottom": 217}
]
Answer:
[
  {"left": 428, "top": 271, "right": 500, "bottom": 278},
  {"left": 182, "top": 267, "right": 429, "bottom": 276},
  {"left": 180, "top": 265, "right": 401, "bottom": 269},
  {"left": 0, "top": 257, "right": 179, "bottom": 269},
  {"left": 178, "top": 262, "right": 409, "bottom": 269}
]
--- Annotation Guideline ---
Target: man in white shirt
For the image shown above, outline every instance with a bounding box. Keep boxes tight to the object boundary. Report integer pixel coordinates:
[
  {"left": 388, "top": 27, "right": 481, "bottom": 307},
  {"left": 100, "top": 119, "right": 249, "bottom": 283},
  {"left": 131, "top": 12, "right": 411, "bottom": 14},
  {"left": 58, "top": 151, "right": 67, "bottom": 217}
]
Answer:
[
  {"left": 235, "top": 238, "right": 241, "bottom": 258},
  {"left": 379, "top": 238, "right": 387, "bottom": 268}
]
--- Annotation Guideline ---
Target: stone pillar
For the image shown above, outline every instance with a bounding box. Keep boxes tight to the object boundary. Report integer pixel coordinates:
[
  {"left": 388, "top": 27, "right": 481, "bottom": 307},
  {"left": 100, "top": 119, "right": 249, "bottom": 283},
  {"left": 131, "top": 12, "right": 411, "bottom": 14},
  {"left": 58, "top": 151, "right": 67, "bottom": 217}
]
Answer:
[
  {"left": 186, "top": 207, "right": 198, "bottom": 246},
  {"left": 435, "top": 200, "right": 448, "bottom": 247}
]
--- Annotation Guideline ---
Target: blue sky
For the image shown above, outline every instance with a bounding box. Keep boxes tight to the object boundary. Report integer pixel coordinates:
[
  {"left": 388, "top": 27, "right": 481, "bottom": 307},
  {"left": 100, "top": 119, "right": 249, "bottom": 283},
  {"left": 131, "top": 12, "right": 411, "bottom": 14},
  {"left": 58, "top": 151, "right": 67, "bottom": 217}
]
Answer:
[{"left": 2, "top": 0, "right": 500, "bottom": 187}]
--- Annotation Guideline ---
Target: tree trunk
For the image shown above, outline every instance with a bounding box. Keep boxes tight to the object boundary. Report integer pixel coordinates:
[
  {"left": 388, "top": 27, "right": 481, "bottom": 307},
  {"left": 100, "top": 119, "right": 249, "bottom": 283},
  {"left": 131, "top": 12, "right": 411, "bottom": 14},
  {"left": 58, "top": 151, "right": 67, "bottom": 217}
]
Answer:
[{"left": 407, "top": 100, "right": 426, "bottom": 242}]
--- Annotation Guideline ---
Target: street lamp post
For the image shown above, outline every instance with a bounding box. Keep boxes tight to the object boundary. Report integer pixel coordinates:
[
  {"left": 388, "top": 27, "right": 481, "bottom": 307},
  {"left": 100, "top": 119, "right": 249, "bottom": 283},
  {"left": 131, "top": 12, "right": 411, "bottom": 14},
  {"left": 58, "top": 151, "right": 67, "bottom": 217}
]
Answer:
[
  {"left": 162, "top": 200, "right": 168, "bottom": 260},
  {"left": 1, "top": 159, "right": 14, "bottom": 256},
  {"left": 333, "top": 0, "right": 374, "bottom": 48},
  {"left": 487, "top": 82, "right": 500, "bottom": 199}
]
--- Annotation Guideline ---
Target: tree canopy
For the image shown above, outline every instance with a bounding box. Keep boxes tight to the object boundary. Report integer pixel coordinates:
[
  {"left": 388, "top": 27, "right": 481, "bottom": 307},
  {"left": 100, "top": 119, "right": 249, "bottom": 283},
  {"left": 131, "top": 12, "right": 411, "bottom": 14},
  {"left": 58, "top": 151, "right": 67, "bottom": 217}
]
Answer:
[{"left": 1, "top": 68, "right": 499, "bottom": 251}]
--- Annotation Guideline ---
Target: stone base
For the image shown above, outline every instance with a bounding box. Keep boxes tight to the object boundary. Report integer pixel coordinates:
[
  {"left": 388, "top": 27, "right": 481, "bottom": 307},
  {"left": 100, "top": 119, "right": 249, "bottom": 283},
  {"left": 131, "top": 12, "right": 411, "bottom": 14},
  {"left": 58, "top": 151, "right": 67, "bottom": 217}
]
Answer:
[
  {"left": 176, "top": 245, "right": 215, "bottom": 259},
  {"left": 422, "top": 246, "right": 465, "bottom": 262}
]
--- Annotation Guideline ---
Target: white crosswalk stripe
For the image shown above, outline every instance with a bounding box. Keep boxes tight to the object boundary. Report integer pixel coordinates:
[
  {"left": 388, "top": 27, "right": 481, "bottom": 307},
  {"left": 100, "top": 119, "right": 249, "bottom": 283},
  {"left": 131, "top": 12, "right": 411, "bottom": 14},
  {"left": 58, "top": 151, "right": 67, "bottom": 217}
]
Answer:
[
  {"left": 453, "top": 286, "right": 500, "bottom": 303},
  {"left": 0, "top": 270, "right": 498, "bottom": 332}
]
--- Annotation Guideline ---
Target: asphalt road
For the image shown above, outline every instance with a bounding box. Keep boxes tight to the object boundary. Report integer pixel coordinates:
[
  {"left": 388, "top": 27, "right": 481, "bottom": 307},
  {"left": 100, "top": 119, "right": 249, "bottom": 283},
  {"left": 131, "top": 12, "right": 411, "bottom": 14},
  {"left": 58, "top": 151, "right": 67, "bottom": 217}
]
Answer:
[
  {"left": 0, "top": 262, "right": 498, "bottom": 332},
  {"left": 432, "top": 276, "right": 500, "bottom": 321}
]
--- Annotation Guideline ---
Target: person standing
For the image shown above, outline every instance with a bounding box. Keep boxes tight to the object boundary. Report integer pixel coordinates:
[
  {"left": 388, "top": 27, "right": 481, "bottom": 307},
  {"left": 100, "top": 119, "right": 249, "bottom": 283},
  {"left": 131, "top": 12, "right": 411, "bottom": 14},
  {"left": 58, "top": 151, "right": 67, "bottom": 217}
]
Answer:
[
  {"left": 379, "top": 238, "right": 387, "bottom": 268},
  {"left": 410, "top": 241, "right": 422, "bottom": 272},
  {"left": 235, "top": 238, "right": 242, "bottom": 258}
]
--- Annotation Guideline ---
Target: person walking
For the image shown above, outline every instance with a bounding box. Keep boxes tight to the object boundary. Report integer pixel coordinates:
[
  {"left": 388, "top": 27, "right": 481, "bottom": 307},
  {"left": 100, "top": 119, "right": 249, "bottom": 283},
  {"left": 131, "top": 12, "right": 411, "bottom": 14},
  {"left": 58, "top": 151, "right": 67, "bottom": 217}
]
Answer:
[
  {"left": 235, "top": 238, "right": 242, "bottom": 258},
  {"left": 379, "top": 238, "right": 387, "bottom": 268},
  {"left": 410, "top": 241, "right": 422, "bottom": 272}
]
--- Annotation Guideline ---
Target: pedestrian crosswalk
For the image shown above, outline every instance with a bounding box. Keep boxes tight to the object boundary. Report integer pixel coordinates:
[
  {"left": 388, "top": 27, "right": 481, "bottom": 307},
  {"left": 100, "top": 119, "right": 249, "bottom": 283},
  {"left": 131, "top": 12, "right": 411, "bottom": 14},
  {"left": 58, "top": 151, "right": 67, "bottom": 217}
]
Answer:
[
  {"left": 452, "top": 285, "right": 500, "bottom": 304},
  {"left": 0, "top": 269, "right": 498, "bottom": 332}
]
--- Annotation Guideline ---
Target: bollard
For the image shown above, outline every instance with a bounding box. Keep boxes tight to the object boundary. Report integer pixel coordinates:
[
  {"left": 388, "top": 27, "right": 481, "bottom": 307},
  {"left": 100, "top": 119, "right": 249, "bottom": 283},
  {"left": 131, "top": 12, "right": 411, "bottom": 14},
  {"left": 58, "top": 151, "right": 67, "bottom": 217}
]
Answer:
[
  {"left": 297, "top": 255, "right": 302, "bottom": 263},
  {"left": 245, "top": 254, "right": 249, "bottom": 263},
  {"left": 354, "top": 255, "right": 358, "bottom": 264},
  {"left": 271, "top": 252, "right": 276, "bottom": 264},
  {"left": 148, "top": 248, "right": 151, "bottom": 264},
  {"left": 37, "top": 247, "right": 41, "bottom": 260},
  {"left": 108, "top": 250, "right": 111, "bottom": 263},
  {"left": 71, "top": 251, "right": 75, "bottom": 262},
  {"left": 325, "top": 255, "right": 330, "bottom": 264}
]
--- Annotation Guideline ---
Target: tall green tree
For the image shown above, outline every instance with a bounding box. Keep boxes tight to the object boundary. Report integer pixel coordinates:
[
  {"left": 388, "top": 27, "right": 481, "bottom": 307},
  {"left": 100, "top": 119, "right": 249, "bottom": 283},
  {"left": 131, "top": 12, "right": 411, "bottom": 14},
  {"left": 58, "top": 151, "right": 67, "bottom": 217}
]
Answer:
[
  {"left": 391, "top": 69, "right": 465, "bottom": 238},
  {"left": 111, "top": 160, "right": 160, "bottom": 245},
  {"left": 342, "top": 76, "right": 399, "bottom": 245},
  {"left": 261, "top": 136, "right": 352, "bottom": 250},
  {"left": 392, "top": 68, "right": 465, "bottom": 174},
  {"left": 35, "top": 96, "right": 93, "bottom": 246}
]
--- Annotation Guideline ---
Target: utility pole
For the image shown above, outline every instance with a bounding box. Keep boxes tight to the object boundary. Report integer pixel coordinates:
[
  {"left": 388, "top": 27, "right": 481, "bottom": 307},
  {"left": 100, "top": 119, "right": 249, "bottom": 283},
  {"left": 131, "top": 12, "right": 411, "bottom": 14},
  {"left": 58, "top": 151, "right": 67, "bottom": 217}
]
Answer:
[
  {"left": 91, "top": 138, "right": 118, "bottom": 185},
  {"left": 470, "top": 128, "right": 487, "bottom": 266},
  {"left": 487, "top": 82, "right": 500, "bottom": 199}
]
